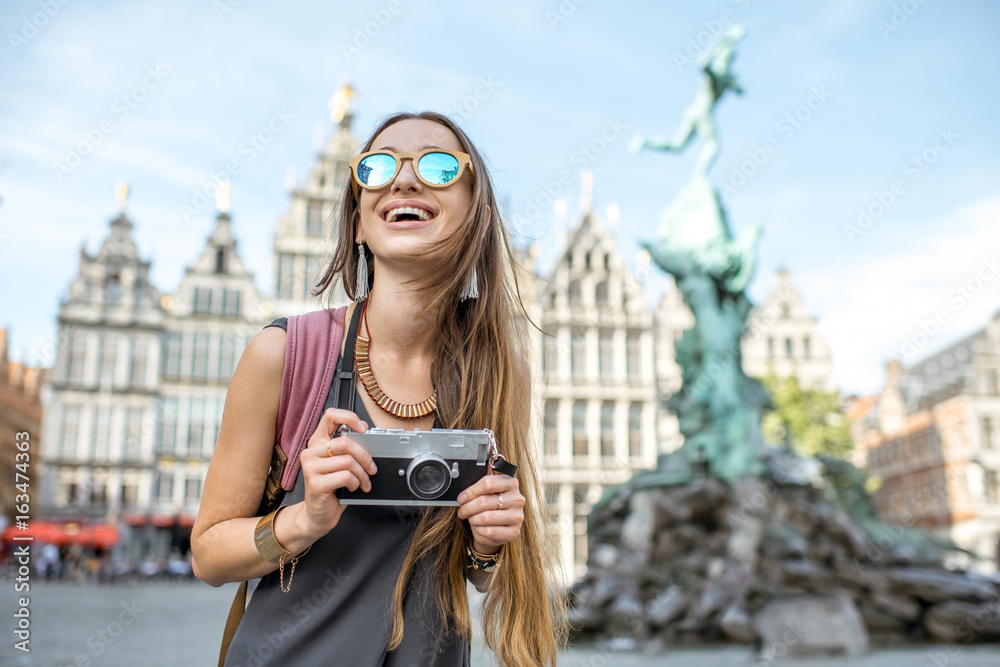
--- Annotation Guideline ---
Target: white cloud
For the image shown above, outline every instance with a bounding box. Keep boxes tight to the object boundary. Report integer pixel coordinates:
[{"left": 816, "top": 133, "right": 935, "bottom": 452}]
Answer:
[{"left": 805, "top": 194, "right": 1000, "bottom": 395}]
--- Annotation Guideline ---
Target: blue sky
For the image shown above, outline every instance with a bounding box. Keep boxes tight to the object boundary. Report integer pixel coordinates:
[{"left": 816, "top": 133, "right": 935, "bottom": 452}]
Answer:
[{"left": 1, "top": 0, "right": 998, "bottom": 396}]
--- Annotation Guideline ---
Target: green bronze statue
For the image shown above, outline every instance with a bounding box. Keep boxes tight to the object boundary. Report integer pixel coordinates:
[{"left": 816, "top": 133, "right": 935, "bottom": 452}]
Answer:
[{"left": 631, "top": 25, "right": 767, "bottom": 484}]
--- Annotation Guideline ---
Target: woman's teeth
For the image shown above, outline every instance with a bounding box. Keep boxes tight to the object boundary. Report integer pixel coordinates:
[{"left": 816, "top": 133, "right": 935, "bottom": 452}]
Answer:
[{"left": 385, "top": 207, "right": 432, "bottom": 222}]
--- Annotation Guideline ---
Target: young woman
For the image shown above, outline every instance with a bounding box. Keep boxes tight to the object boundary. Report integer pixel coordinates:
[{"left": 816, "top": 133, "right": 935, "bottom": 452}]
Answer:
[{"left": 191, "top": 112, "right": 564, "bottom": 666}]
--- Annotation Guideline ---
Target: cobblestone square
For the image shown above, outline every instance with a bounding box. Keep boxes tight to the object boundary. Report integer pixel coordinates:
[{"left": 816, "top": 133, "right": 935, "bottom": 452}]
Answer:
[{"left": 3, "top": 580, "right": 999, "bottom": 666}]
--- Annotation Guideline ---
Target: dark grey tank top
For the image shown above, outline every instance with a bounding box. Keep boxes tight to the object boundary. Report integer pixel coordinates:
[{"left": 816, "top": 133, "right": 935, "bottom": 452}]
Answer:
[{"left": 224, "top": 358, "right": 470, "bottom": 666}]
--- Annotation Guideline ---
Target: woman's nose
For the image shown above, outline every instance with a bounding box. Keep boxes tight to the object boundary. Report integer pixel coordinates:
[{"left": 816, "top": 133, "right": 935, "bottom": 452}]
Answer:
[{"left": 392, "top": 158, "right": 421, "bottom": 192}]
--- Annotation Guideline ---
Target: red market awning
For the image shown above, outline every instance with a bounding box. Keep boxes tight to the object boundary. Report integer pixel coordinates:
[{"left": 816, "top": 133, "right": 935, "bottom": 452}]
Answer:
[{"left": 1, "top": 521, "right": 119, "bottom": 548}]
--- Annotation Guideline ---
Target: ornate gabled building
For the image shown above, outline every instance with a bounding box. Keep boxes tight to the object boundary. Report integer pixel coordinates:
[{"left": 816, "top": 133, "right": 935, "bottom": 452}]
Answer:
[
  {"left": 852, "top": 313, "right": 1000, "bottom": 571},
  {"left": 154, "top": 188, "right": 268, "bottom": 550},
  {"left": 273, "top": 87, "right": 358, "bottom": 317},
  {"left": 652, "top": 279, "right": 693, "bottom": 456},
  {"left": 741, "top": 268, "right": 834, "bottom": 391},
  {"left": 531, "top": 179, "right": 660, "bottom": 579},
  {"left": 42, "top": 185, "right": 164, "bottom": 523}
]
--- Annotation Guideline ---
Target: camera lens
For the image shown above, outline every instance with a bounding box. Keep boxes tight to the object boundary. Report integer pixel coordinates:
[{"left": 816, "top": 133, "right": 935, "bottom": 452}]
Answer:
[{"left": 406, "top": 453, "right": 452, "bottom": 500}]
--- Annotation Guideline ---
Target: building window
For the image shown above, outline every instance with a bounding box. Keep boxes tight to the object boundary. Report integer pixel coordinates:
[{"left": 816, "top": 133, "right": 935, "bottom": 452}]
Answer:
[
  {"left": 121, "top": 483, "right": 137, "bottom": 507},
  {"left": 306, "top": 199, "right": 325, "bottom": 237},
  {"left": 122, "top": 408, "right": 144, "bottom": 460},
  {"left": 568, "top": 280, "right": 581, "bottom": 306},
  {"left": 65, "top": 333, "right": 87, "bottom": 383},
  {"left": 98, "top": 336, "right": 117, "bottom": 387},
  {"left": 130, "top": 340, "right": 147, "bottom": 389},
  {"left": 988, "top": 369, "right": 999, "bottom": 396},
  {"left": 626, "top": 331, "right": 641, "bottom": 378},
  {"left": 219, "top": 335, "right": 238, "bottom": 379},
  {"left": 785, "top": 337, "right": 794, "bottom": 359},
  {"left": 104, "top": 273, "right": 123, "bottom": 304},
  {"left": 221, "top": 289, "right": 241, "bottom": 317},
  {"left": 188, "top": 398, "right": 206, "bottom": 456},
  {"left": 159, "top": 398, "right": 178, "bottom": 455},
  {"left": 91, "top": 405, "right": 112, "bottom": 461},
  {"left": 571, "top": 329, "right": 586, "bottom": 379},
  {"left": 163, "top": 333, "right": 183, "bottom": 380},
  {"left": 986, "top": 470, "right": 999, "bottom": 503},
  {"left": 628, "top": 403, "right": 642, "bottom": 458},
  {"left": 277, "top": 254, "right": 295, "bottom": 300},
  {"left": 600, "top": 402, "right": 615, "bottom": 458},
  {"left": 193, "top": 287, "right": 213, "bottom": 314},
  {"left": 302, "top": 257, "right": 321, "bottom": 302},
  {"left": 89, "top": 478, "right": 108, "bottom": 505},
  {"left": 191, "top": 333, "right": 211, "bottom": 380},
  {"left": 59, "top": 405, "right": 82, "bottom": 459},
  {"left": 215, "top": 249, "right": 226, "bottom": 274},
  {"left": 155, "top": 474, "right": 174, "bottom": 504},
  {"left": 803, "top": 336, "right": 811, "bottom": 359},
  {"left": 767, "top": 337, "right": 775, "bottom": 359},
  {"left": 599, "top": 329, "right": 613, "bottom": 377},
  {"left": 983, "top": 417, "right": 996, "bottom": 449},
  {"left": 544, "top": 401, "right": 559, "bottom": 457},
  {"left": 544, "top": 484, "right": 559, "bottom": 522},
  {"left": 542, "top": 334, "right": 558, "bottom": 376},
  {"left": 603, "top": 253, "right": 610, "bottom": 271},
  {"left": 185, "top": 477, "right": 203, "bottom": 504},
  {"left": 572, "top": 401, "right": 588, "bottom": 457},
  {"left": 595, "top": 282, "right": 609, "bottom": 308}
]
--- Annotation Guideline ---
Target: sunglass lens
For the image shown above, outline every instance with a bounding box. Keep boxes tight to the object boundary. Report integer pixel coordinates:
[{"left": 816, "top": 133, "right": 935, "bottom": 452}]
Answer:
[
  {"left": 417, "top": 152, "right": 461, "bottom": 186},
  {"left": 356, "top": 153, "right": 397, "bottom": 187}
]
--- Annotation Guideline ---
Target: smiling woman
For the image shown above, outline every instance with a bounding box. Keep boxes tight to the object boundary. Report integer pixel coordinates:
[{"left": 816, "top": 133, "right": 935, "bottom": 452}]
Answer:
[{"left": 191, "top": 111, "right": 565, "bottom": 667}]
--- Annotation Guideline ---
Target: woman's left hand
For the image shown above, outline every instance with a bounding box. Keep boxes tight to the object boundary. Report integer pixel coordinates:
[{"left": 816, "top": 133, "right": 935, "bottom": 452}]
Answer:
[{"left": 456, "top": 474, "right": 524, "bottom": 554}]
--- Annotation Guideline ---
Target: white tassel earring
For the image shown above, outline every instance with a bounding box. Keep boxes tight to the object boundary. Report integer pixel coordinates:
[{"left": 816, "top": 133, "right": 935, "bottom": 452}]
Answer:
[
  {"left": 459, "top": 266, "right": 479, "bottom": 301},
  {"left": 355, "top": 242, "right": 370, "bottom": 300}
]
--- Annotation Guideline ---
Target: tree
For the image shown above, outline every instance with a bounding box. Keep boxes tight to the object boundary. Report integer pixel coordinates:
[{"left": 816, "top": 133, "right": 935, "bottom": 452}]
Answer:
[{"left": 761, "top": 372, "right": 853, "bottom": 458}]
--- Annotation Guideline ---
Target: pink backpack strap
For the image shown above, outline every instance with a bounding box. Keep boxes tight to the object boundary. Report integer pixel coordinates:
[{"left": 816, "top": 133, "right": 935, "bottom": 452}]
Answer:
[{"left": 275, "top": 306, "right": 348, "bottom": 491}]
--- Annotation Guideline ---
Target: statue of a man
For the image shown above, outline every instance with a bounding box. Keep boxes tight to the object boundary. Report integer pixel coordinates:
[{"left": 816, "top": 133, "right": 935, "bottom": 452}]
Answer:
[{"left": 630, "top": 25, "right": 745, "bottom": 179}]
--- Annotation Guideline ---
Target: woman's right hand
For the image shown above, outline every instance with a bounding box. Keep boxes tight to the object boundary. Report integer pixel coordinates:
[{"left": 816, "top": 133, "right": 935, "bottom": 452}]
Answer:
[{"left": 296, "top": 408, "right": 378, "bottom": 540}]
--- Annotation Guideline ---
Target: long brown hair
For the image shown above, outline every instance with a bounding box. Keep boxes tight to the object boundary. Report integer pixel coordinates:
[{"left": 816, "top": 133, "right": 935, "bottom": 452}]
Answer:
[{"left": 315, "top": 112, "right": 566, "bottom": 666}]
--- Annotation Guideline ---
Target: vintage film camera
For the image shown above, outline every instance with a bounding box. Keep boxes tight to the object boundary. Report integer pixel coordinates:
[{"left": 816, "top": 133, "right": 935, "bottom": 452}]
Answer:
[{"left": 336, "top": 426, "right": 506, "bottom": 506}]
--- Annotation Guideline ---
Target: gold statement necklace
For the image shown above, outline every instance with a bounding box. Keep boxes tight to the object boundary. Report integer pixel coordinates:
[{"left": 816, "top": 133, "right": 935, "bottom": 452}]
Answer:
[{"left": 355, "top": 300, "right": 438, "bottom": 419}]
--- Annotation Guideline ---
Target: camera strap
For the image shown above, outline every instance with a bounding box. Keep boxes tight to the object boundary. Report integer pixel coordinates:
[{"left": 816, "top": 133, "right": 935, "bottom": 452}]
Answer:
[
  {"left": 485, "top": 429, "right": 518, "bottom": 478},
  {"left": 331, "top": 301, "right": 365, "bottom": 414}
]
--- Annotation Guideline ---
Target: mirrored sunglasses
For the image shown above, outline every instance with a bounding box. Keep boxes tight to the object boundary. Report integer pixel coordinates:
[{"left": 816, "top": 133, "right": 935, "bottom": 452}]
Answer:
[{"left": 348, "top": 148, "right": 474, "bottom": 198}]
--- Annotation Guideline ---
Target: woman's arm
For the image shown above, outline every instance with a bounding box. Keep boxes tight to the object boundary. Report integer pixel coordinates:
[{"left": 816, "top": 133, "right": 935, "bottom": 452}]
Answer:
[{"left": 190, "top": 327, "right": 375, "bottom": 587}]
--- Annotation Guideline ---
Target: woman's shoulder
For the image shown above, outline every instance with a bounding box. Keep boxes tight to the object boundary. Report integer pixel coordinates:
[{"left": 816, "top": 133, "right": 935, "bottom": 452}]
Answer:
[{"left": 240, "top": 325, "right": 287, "bottom": 382}]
